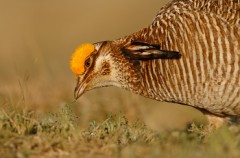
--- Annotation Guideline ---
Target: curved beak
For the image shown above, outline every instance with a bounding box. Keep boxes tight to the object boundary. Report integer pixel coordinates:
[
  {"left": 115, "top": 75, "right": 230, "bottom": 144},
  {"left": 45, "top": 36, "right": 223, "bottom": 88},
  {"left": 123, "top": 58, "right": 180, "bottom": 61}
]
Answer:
[{"left": 74, "top": 77, "right": 87, "bottom": 100}]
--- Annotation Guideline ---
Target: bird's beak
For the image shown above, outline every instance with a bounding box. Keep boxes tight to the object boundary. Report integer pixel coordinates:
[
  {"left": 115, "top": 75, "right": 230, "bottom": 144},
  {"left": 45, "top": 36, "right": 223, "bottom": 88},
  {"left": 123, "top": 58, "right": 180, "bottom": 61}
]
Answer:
[{"left": 74, "top": 77, "right": 87, "bottom": 100}]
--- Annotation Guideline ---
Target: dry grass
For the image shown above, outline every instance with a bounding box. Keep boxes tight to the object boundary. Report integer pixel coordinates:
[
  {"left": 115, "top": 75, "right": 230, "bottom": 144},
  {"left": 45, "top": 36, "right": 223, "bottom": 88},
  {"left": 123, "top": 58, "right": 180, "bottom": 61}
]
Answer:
[{"left": 0, "top": 104, "right": 240, "bottom": 158}]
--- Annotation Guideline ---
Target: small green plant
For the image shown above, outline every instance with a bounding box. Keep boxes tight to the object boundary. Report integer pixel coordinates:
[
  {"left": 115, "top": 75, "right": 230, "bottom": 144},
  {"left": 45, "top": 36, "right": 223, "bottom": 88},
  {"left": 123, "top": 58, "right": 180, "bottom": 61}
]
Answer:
[{"left": 0, "top": 104, "right": 240, "bottom": 158}]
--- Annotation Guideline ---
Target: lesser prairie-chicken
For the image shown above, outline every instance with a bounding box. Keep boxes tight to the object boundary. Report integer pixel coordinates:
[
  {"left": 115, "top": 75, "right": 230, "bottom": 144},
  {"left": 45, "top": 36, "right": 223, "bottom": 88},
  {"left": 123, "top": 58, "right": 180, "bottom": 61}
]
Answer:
[{"left": 70, "top": 0, "right": 240, "bottom": 128}]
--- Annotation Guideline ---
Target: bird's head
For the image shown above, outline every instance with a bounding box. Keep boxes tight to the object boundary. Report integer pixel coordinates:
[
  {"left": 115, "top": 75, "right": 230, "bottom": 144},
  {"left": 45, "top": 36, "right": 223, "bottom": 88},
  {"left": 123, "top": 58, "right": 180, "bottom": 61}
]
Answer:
[
  {"left": 70, "top": 41, "right": 138, "bottom": 100},
  {"left": 70, "top": 40, "right": 181, "bottom": 100}
]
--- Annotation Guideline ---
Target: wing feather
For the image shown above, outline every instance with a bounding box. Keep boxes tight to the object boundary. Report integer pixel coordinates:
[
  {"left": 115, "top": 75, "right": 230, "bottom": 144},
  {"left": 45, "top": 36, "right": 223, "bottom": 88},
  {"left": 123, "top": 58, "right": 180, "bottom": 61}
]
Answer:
[{"left": 122, "top": 41, "right": 181, "bottom": 60}]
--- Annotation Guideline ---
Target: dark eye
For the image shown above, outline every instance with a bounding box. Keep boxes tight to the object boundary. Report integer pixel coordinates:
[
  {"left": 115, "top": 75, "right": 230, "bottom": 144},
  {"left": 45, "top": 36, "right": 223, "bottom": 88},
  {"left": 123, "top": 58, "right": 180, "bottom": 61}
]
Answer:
[{"left": 85, "top": 57, "right": 92, "bottom": 68}]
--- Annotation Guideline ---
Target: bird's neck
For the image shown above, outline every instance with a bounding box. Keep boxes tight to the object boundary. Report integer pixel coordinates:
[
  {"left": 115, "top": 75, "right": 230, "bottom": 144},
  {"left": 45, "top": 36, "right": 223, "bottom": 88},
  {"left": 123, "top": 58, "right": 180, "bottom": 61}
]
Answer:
[{"left": 107, "top": 47, "right": 141, "bottom": 93}]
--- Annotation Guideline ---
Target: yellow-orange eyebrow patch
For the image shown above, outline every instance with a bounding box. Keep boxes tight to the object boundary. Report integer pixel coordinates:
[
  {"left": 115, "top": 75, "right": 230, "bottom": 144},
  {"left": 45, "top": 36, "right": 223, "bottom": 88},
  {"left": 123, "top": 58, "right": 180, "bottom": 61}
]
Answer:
[{"left": 70, "top": 43, "right": 95, "bottom": 75}]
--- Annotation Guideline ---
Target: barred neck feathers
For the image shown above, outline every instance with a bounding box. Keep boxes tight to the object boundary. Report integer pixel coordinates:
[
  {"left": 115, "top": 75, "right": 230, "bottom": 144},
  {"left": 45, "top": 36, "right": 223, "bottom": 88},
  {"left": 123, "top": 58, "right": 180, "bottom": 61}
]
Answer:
[{"left": 107, "top": 42, "right": 141, "bottom": 93}]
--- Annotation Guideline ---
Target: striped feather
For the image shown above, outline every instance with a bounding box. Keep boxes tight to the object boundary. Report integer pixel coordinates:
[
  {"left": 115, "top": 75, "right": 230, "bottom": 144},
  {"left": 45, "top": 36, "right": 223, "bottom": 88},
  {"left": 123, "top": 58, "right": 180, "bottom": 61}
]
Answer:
[{"left": 114, "top": 0, "right": 240, "bottom": 116}]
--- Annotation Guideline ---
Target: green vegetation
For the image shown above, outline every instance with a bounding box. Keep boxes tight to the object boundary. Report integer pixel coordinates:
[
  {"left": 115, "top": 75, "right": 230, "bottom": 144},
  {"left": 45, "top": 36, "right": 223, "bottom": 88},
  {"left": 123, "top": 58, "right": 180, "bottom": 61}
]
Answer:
[{"left": 0, "top": 104, "right": 240, "bottom": 158}]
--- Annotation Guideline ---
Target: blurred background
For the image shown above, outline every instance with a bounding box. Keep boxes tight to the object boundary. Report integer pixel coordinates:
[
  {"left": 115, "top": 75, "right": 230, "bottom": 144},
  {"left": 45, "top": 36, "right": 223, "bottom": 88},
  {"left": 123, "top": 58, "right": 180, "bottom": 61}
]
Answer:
[{"left": 0, "top": 0, "right": 205, "bottom": 131}]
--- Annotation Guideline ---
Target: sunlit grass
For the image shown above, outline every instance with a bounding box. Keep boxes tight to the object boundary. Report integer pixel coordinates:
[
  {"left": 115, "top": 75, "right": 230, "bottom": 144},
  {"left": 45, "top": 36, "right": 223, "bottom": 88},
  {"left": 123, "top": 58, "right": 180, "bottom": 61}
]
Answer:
[{"left": 0, "top": 103, "right": 240, "bottom": 158}]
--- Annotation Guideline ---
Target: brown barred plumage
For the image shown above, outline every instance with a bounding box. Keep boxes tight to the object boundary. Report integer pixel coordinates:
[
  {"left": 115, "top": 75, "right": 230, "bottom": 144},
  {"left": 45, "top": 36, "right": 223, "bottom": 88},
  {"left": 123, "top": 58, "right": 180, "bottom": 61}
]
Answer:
[{"left": 73, "top": 0, "right": 240, "bottom": 128}]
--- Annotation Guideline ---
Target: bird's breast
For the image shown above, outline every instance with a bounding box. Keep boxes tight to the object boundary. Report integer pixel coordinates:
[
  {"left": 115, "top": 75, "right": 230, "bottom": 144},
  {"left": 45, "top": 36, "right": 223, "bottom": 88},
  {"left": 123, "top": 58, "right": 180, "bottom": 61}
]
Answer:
[{"left": 134, "top": 11, "right": 240, "bottom": 116}]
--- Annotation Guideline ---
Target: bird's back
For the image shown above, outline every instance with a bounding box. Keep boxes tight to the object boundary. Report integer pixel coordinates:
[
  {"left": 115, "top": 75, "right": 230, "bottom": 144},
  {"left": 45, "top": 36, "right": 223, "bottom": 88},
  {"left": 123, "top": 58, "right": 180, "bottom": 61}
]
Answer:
[
  {"left": 154, "top": 0, "right": 240, "bottom": 26},
  {"left": 116, "top": 0, "right": 240, "bottom": 116}
]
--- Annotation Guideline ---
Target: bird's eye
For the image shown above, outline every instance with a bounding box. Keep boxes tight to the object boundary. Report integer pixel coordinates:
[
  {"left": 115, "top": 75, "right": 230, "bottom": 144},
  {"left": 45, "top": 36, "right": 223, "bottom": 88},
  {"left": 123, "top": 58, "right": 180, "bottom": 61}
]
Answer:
[{"left": 85, "top": 57, "right": 92, "bottom": 68}]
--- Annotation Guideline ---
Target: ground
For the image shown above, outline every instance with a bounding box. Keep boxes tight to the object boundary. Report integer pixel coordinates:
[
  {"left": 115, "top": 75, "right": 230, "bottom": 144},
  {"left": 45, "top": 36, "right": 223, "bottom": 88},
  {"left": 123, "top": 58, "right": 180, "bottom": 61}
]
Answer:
[{"left": 0, "top": 104, "right": 240, "bottom": 158}]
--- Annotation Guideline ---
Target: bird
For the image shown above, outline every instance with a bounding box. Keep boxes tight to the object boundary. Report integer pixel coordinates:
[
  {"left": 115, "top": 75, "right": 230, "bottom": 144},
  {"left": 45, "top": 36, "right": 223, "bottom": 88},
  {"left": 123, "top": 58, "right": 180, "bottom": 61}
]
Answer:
[{"left": 70, "top": 0, "right": 240, "bottom": 129}]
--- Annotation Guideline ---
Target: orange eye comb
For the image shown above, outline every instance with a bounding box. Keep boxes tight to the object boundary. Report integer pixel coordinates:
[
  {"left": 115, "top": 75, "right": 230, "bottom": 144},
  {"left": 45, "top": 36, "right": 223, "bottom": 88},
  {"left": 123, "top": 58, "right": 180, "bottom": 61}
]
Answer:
[{"left": 70, "top": 43, "right": 95, "bottom": 75}]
